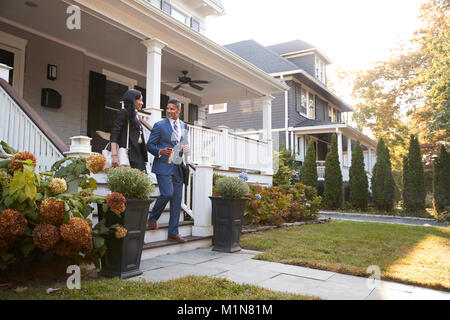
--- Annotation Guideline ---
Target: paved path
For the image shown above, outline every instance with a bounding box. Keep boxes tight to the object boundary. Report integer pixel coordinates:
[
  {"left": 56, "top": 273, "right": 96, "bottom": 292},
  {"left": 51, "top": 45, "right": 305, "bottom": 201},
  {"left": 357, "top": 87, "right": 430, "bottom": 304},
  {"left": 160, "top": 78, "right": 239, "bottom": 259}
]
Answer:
[
  {"left": 131, "top": 248, "right": 450, "bottom": 300},
  {"left": 320, "top": 211, "right": 449, "bottom": 227}
]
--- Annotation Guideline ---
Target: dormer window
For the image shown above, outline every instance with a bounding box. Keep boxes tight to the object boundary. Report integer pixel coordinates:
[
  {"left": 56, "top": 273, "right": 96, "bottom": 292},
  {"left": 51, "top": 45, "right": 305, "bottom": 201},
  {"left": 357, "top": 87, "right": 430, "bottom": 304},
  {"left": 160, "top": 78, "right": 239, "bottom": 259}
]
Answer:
[{"left": 315, "top": 56, "right": 326, "bottom": 84}]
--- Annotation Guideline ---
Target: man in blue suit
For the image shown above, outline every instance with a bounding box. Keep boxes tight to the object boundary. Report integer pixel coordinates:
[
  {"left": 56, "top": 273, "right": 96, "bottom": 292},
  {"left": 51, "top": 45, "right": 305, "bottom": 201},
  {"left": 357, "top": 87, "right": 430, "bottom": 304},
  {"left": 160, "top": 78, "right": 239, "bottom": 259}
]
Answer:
[{"left": 146, "top": 99, "right": 190, "bottom": 243}]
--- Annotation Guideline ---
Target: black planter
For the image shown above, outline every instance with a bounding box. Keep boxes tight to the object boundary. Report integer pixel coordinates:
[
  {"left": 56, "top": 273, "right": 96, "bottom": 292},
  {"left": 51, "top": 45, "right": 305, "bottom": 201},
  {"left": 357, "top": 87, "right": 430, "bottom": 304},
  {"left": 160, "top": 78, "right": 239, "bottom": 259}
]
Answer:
[
  {"left": 210, "top": 196, "right": 247, "bottom": 253},
  {"left": 98, "top": 199, "right": 152, "bottom": 279}
]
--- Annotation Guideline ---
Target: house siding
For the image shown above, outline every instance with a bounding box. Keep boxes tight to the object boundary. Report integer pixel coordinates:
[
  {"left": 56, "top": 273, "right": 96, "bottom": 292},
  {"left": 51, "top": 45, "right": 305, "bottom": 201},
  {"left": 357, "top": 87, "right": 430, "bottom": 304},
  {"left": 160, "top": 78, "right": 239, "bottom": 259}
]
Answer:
[
  {"left": 205, "top": 92, "right": 285, "bottom": 132},
  {"left": 286, "top": 54, "right": 315, "bottom": 78},
  {"left": 287, "top": 81, "right": 309, "bottom": 127},
  {"left": 315, "top": 96, "right": 329, "bottom": 121}
]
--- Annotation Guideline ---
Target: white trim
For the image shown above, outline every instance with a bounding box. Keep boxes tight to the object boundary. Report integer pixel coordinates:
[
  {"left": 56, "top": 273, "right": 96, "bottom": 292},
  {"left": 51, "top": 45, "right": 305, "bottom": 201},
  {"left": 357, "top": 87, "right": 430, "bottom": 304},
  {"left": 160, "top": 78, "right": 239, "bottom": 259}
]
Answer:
[
  {"left": 281, "top": 48, "right": 332, "bottom": 65},
  {"left": 102, "top": 69, "right": 138, "bottom": 89},
  {"left": 0, "top": 30, "right": 27, "bottom": 97},
  {"left": 208, "top": 103, "right": 227, "bottom": 114},
  {"left": 270, "top": 69, "right": 353, "bottom": 112}
]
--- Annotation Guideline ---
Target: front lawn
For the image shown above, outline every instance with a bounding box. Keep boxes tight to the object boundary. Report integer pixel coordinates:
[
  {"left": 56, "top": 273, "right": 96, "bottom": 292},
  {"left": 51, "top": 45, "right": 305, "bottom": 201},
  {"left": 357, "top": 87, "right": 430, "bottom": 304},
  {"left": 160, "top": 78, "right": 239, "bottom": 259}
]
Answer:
[
  {"left": 0, "top": 276, "right": 317, "bottom": 300},
  {"left": 241, "top": 220, "right": 450, "bottom": 291}
]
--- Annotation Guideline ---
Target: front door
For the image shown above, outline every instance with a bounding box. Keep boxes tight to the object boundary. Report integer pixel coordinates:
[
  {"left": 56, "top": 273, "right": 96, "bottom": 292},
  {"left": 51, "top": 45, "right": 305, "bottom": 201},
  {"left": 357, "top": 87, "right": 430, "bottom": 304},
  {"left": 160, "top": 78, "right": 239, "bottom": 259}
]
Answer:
[{"left": 87, "top": 71, "right": 143, "bottom": 152}]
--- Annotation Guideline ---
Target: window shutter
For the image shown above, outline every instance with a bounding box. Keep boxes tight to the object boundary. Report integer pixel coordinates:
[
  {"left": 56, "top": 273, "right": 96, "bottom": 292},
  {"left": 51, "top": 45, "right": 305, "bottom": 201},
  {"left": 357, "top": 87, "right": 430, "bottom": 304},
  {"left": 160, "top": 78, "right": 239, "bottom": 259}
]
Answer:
[
  {"left": 188, "top": 103, "right": 199, "bottom": 123},
  {"left": 161, "top": 0, "right": 171, "bottom": 14},
  {"left": 296, "top": 84, "right": 301, "bottom": 113}
]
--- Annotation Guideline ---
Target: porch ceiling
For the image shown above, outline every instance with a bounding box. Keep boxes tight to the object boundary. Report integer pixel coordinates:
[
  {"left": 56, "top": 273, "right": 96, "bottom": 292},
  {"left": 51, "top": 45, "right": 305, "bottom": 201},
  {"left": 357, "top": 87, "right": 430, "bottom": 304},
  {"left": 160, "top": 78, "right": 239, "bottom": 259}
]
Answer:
[{"left": 0, "top": 0, "right": 286, "bottom": 105}]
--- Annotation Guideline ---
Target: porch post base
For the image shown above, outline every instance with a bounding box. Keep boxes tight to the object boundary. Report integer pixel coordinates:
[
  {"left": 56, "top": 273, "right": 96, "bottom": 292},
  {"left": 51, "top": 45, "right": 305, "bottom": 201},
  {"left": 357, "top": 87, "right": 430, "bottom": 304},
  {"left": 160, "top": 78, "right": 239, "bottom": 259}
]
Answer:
[{"left": 192, "top": 226, "right": 213, "bottom": 237}]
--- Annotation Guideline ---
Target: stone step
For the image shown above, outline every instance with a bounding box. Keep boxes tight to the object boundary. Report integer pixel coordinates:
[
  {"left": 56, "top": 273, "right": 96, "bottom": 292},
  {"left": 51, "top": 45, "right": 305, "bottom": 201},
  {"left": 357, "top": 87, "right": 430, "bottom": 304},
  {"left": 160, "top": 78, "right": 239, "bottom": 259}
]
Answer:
[
  {"left": 144, "top": 221, "right": 193, "bottom": 243},
  {"left": 141, "top": 236, "right": 213, "bottom": 260}
]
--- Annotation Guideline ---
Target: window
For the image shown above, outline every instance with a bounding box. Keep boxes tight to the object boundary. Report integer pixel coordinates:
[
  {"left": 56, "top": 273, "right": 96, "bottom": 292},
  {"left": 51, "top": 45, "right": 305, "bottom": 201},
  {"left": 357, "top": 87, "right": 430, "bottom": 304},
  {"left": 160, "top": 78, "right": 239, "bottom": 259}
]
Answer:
[
  {"left": 333, "top": 109, "right": 337, "bottom": 122},
  {"left": 315, "top": 55, "right": 326, "bottom": 83},
  {"left": 328, "top": 106, "right": 333, "bottom": 121},
  {"left": 300, "top": 88, "right": 307, "bottom": 115},
  {"left": 191, "top": 17, "right": 200, "bottom": 32},
  {"left": 299, "top": 88, "right": 315, "bottom": 119},
  {"left": 188, "top": 103, "right": 199, "bottom": 123},
  {"left": 308, "top": 93, "right": 315, "bottom": 118},
  {"left": 209, "top": 103, "right": 227, "bottom": 114},
  {"left": 161, "top": 0, "right": 171, "bottom": 14}
]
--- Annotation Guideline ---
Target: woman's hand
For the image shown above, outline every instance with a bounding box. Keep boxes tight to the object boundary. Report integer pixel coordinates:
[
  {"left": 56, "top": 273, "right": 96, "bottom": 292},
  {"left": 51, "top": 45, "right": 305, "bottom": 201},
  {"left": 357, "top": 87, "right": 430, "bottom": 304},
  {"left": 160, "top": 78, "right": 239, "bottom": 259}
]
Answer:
[
  {"left": 112, "top": 154, "right": 119, "bottom": 167},
  {"left": 182, "top": 145, "right": 190, "bottom": 154},
  {"left": 160, "top": 147, "right": 173, "bottom": 157}
]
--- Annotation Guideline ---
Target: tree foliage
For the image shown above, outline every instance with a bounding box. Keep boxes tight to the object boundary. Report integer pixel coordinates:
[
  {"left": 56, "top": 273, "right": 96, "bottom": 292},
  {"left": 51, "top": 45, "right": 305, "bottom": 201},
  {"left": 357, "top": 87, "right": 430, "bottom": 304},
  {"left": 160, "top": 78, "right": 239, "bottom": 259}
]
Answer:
[
  {"left": 433, "top": 144, "right": 450, "bottom": 213},
  {"left": 349, "top": 141, "right": 368, "bottom": 210},
  {"left": 323, "top": 134, "right": 342, "bottom": 209},
  {"left": 372, "top": 138, "right": 395, "bottom": 212},
  {"left": 351, "top": 0, "right": 449, "bottom": 167},
  {"left": 402, "top": 135, "right": 426, "bottom": 213},
  {"left": 299, "top": 141, "right": 318, "bottom": 189}
]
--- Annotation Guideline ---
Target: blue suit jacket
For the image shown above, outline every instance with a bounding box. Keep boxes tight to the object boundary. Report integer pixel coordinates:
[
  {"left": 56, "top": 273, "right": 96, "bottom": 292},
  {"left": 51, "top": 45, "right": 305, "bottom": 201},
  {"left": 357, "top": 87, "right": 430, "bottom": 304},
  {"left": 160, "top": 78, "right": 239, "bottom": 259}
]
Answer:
[{"left": 147, "top": 118, "right": 189, "bottom": 175}]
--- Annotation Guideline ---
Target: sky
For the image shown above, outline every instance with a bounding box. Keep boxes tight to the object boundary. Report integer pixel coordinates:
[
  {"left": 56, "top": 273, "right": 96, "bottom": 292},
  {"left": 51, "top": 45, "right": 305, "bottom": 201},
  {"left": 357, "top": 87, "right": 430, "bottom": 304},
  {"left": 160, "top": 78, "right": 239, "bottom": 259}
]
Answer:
[{"left": 205, "top": 0, "right": 425, "bottom": 102}]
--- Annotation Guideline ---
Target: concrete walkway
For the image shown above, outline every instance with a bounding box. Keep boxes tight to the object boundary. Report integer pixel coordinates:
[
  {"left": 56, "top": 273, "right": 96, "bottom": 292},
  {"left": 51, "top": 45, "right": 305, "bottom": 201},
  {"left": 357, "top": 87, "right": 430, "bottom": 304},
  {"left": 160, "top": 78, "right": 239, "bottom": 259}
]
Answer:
[
  {"left": 130, "top": 248, "right": 450, "bottom": 300},
  {"left": 320, "top": 211, "right": 449, "bottom": 227}
]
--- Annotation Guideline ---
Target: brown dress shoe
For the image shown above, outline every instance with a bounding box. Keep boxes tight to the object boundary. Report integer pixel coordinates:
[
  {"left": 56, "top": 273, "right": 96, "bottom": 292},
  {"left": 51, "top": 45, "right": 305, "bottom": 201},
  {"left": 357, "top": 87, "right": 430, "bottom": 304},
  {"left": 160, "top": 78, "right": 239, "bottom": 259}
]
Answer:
[
  {"left": 147, "top": 220, "right": 158, "bottom": 230},
  {"left": 167, "top": 234, "right": 187, "bottom": 243}
]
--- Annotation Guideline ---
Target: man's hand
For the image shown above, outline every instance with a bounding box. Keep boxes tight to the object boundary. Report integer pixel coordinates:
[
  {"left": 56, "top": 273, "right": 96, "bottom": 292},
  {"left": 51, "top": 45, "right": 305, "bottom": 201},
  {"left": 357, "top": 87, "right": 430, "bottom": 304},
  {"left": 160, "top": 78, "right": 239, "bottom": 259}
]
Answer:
[{"left": 160, "top": 147, "right": 173, "bottom": 157}]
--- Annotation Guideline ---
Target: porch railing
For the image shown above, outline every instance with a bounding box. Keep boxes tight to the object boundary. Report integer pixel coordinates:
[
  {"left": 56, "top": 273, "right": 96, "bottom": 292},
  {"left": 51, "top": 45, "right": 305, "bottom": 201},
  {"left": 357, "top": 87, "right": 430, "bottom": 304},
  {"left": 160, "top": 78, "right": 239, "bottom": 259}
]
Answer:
[{"left": 0, "top": 80, "right": 67, "bottom": 171}]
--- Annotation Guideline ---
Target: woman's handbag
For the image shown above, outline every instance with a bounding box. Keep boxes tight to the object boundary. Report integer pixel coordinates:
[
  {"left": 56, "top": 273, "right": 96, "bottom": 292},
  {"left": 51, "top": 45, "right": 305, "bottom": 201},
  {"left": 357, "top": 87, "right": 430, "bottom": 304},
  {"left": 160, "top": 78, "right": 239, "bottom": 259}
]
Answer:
[{"left": 103, "top": 121, "right": 130, "bottom": 168}]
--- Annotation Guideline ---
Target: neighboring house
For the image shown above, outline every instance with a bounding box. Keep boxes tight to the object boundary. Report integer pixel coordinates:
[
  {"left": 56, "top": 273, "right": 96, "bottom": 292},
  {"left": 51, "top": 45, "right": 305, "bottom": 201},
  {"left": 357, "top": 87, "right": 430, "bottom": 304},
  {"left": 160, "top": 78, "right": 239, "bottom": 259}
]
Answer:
[
  {"left": 206, "top": 39, "right": 377, "bottom": 192},
  {"left": 0, "top": 0, "right": 288, "bottom": 256}
]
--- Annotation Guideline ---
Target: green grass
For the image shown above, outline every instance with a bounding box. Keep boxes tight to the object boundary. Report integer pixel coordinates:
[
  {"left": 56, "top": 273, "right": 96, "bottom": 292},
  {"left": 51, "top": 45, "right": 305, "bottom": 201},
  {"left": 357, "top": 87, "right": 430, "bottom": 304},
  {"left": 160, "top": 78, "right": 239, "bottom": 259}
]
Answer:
[
  {"left": 0, "top": 276, "right": 317, "bottom": 300},
  {"left": 241, "top": 220, "right": 450, "bottom": 291}
]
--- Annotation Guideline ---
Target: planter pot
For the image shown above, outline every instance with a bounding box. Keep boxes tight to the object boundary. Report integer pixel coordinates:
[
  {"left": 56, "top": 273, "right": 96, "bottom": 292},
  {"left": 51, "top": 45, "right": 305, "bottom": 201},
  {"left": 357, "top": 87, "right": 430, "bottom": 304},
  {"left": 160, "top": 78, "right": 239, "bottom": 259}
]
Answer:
[
  {"left": 98, "top": 198, "right": 152, "bottom": 279},
  {"left": 210, "top": 196, "right": 248, "bottom": 253}
]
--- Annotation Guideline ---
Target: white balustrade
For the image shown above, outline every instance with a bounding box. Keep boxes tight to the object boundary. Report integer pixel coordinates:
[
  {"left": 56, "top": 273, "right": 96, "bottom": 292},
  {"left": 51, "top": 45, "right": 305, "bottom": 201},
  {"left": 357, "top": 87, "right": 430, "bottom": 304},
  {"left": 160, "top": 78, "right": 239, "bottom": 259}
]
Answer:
[{"left": 0, "top": 85, "right": 64, "bottom": 171}]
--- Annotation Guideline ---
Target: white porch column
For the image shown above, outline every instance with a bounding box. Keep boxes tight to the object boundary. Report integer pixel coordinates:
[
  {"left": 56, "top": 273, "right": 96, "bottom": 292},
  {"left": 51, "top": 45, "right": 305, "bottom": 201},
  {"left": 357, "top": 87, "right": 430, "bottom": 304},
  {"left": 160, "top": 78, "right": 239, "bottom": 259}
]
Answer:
[
  {"left": 290, "top": 130, "right": 294, "bottom": 155},
  {"left": 141, "top": 38, "right": 167, "bottom": 125},
  {"left": 262, "top": 96, "right": 274, "bottom": 175},
  {"left": 336, "top": 129, "right": 343, "bottom": 171},
  {"left": 192, "top": 155, "right": 214, "bottom": 237},
  {"left": 347, "top": 137, "right": 352, "bottom": 167}
]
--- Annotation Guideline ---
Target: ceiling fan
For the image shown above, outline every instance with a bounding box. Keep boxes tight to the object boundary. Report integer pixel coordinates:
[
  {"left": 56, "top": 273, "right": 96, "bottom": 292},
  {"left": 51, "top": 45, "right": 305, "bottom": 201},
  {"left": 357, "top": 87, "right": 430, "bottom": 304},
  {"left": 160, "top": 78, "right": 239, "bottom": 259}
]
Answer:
[{"left": 165, "top": 70, "right": 211, "bottom": 91}]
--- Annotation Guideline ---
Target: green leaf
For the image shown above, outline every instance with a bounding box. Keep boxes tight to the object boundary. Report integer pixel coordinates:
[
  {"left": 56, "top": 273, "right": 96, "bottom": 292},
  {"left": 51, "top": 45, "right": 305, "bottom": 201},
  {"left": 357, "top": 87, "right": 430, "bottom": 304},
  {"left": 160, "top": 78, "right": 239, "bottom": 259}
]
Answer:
[
  {"left": 64, "top": 201, "right": 70, "bottom": 212},
  {"left": 82, "top": 205, "right": 93, "bottom": 218},
  {"left": 102, "top": 204, "right": 109, "bottom": 213},
  {"left": 93, "top": 237, "right": 105, "bottom": 249},
  {"left": 21, "top": 238, "right": 36, "bottom": 257},
  {"left": 9, "top": 172, "right": 26, "bottom": 194},
  {"left": 4, "top": 195, "right": 14, "bottom": 207},
  {"left": 0, "top": 249, "right": 14, "bottom": 262},
  {"left": 88, "top": 178, "right": 98, "bottom": 191}
]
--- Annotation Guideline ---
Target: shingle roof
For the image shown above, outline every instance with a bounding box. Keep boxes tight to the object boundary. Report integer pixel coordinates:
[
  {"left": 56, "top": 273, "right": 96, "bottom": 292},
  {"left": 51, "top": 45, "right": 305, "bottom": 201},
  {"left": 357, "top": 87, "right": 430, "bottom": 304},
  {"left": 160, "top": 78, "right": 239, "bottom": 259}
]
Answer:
[
  {"left": 224, "top": 40, "right": 298, "bottom": 74},
  {"left": 266, "top": 39, "right": 315, "bottom": 55}
]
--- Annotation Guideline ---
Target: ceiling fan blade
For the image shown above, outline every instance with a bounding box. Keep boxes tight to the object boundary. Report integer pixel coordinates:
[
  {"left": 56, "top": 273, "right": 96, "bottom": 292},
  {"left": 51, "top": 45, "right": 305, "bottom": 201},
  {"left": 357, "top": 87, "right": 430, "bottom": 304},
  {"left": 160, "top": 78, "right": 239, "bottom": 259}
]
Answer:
[
  {"left": 189, "top": 82, "right": 204, "bottom": 91},
  {"left": 173, "top": 84, "right": 182, "bottom": 91},
  {"left": 190, "top": 80, "right": 210, "bottom": 84}
]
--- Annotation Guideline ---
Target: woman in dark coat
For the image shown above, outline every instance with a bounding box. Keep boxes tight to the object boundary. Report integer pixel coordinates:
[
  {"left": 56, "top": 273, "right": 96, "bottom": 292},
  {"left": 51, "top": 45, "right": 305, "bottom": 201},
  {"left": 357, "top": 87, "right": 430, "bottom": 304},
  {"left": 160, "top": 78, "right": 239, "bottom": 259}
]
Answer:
[{"left": 110, "top": 89, "right": 148, "bottom": 172}]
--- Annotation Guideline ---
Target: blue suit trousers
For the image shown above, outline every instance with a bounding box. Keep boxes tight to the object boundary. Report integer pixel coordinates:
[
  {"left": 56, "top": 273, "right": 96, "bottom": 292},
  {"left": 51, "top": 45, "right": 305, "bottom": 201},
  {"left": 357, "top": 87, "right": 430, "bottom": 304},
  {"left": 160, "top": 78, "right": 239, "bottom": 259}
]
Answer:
[{"left": 148, "top": 164, "right": 183, "bottom": 236}]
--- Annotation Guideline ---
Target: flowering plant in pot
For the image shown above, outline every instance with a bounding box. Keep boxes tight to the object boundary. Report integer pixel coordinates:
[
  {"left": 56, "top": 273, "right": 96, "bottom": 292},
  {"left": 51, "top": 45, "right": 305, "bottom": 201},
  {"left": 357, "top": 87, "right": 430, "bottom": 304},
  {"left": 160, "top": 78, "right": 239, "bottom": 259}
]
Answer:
[
  {"left": 210, "top": 175, "right": 250, "bottom": 253},
  {"left": 0, "top": 148, "right": 127, "bottom": 282},
  {"left": 99, "top": 167, "right": 155, "bottom": 279}
]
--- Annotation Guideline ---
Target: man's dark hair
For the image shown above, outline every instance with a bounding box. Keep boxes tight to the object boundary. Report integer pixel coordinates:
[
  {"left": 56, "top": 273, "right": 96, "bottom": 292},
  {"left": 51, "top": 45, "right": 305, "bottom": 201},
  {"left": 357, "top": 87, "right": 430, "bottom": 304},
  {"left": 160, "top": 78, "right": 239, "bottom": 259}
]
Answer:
[{"left": 167, "top": 99, "right": 181, "bottom": 109}]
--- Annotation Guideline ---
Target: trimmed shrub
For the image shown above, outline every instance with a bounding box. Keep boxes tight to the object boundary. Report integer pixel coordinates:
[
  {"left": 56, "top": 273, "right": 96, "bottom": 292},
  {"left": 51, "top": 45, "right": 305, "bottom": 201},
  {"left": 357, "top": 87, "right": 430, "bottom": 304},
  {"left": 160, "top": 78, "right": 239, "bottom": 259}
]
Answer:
[
  {"left": 349, "top": 141, "right": 368, "bottom": 210},
  {"left": 372, "top": 138, "right": 395, "bottom": 211},
  {"left": 433, "top": 145, "right": 450, "bottom": 213},
  {"left": 215, "top": 176, "right": 249, "bottom": 199},
  {"left": 246, "top": 183, "right": 321, "bottom": 226},
  {"left": 402, "top": 135, "right": 425, "bottom": 212},
  {"left": 299, "top": 140, "right": 318, "bottom": 189},
  {"left": 323, "top": 134, "right": 343, "bottom": 209},
  {"left": 106, "top": 167, "right": 154, "bottom": 200}
]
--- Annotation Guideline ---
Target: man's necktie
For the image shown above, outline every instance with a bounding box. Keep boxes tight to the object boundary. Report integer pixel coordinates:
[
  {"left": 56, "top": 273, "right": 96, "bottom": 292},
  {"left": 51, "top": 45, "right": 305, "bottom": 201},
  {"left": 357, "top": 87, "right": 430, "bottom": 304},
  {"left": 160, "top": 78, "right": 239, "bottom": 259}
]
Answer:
[{"left": 173, "top": 121, "right": 180, "bottom": 142}]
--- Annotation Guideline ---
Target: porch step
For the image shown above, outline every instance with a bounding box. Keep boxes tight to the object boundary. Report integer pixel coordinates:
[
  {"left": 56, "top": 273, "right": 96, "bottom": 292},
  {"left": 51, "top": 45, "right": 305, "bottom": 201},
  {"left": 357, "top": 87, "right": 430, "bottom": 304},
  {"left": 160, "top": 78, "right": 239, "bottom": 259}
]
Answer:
[
  {"left": 141, "top": 236, "right": 213, "bottom": 260},
  {"left": 144, "top": 221, "right": 193, "bottom": 243}
]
